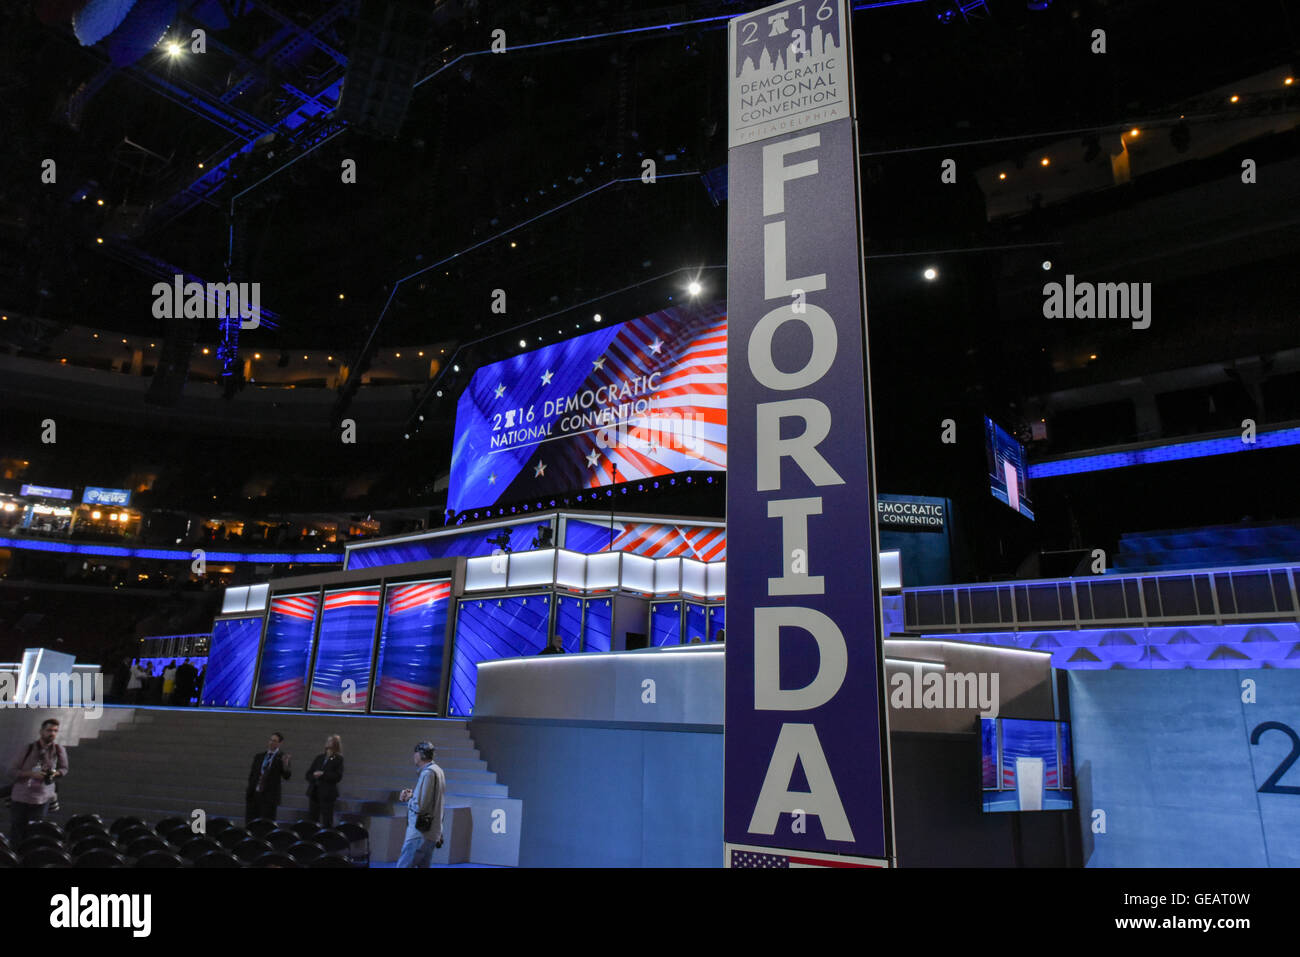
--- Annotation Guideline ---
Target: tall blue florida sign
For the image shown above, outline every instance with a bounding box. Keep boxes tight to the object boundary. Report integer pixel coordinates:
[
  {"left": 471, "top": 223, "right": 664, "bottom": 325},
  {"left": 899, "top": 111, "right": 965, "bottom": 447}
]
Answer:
[{"left": 724, "top": 0, "right": 894, "bottom": 867}]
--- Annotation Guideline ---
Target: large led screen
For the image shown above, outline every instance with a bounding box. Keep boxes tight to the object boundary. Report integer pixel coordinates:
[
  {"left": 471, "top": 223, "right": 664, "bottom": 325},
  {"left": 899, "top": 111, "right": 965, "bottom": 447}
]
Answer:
[
  {"left": 563, "top": 517, "right": 727, "bottom": 560},
  {"left": 372, "top": 580, "right": 451, "bottom": 714},
  {"left": 254, "top": 593, "right": 319, "bottom": 709},
  {"left": 309, "top": 586, "right": 381, "bottom": 711},
  {"left": 583, "top": 597, "right": 612, "bottom": 652},
  {"left": 985, "top": 416, "right": 1034, "bottom": 520},
  {"left": 981, "top": 717, "right": 1073, "bottom": 812},
  {"left": 347, "top": 519, "right": 553, "bottom": 569},
  {"left": 651, "top": 602, "right": 682, "bottom": 646},
  {"left": 201, "top": 617, "right": 261, "bottom": 708},
  {"left": 449, "top": 594, "right": 551, "bottom": 716},
  {"left": 448, "top": 304, "right": 727, "bottom": 512}
]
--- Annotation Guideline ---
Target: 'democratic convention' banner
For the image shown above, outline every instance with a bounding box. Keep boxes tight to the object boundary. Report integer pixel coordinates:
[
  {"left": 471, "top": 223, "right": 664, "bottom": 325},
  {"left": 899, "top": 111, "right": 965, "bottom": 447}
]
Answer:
[{"left": 724, "top": 0, "right": 893, "bottom": 867}]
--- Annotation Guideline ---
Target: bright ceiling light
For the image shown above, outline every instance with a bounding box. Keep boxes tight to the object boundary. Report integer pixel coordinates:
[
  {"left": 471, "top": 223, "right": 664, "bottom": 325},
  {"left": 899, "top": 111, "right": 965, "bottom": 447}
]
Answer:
[
  {"left": 167, "top": 42, "right": 182, "bottom": 56},
  {"left": 923, "top": 267, "right": 938, "bottom": 281},
  {"left": 687, "top": 281, "right": 702, "bottom": 296}
]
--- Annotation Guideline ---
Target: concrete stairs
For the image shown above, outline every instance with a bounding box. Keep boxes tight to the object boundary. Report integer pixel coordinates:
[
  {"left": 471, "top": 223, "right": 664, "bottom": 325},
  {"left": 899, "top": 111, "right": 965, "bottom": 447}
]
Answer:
[{"left": 1, "top": 706, "right": 522, "bottom": 865}]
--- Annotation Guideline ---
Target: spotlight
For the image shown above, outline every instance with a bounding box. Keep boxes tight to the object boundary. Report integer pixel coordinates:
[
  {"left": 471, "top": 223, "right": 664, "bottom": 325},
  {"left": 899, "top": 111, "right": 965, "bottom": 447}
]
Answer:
[
  {"left": 96, "top": 199, "right": 104, "bottom": 206},
  {"left": 453, "top": 365, "right": 460, "bottom": 372},
  {"left": 593, "top": 313, "right": 602, "bottom": 323},
  {"left": 166, "top": 42, "right": 182, "bottom": 56},
  {"left": 436, "top": 390, "right": 443, "bottom": 397},
  {"left": 1042, "top": 260, "right": 1052, "bottom": 270},
  {"left": 923, "top": 267, "right": 938, "bottom": 281},
  {"left": 1286, "top": 77, "right": 1294, "bottom": 86},
  {"left": 96, "top": 237, "right": 103, "bottom": 244},
  {"left": 519, "top": 339, "right": 527, "bottom": 348},
  {"left": 998, "top": 172, "right": 1007, "bottom": 180},
  {"left": 688, "top": 281, "right": 702, "bottom": 296},
  {"left": 1089, "top": 353, "right": 1097, "bottom": 360},
  {"left": 1128, "top": 128, "right": 1139, "bottom": 137},
  {"left": 1230, "top": 94, "right": 1240, "bottom": 103},
  {"left": 1040, "top": 157, "right": 1050, "bottom": 167},
  {"left": 510, "top": 241, "right": 517, "bottom": 248}
]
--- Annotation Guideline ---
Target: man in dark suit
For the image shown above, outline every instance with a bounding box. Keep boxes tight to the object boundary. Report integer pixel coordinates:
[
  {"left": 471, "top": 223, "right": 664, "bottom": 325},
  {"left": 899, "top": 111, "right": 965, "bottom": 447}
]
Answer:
[
  {"left": 174, "top": 659, "right": 198, "bottom": 706},
  {"left": 245, "top": 732, "right": 291, "bottom": 824}
]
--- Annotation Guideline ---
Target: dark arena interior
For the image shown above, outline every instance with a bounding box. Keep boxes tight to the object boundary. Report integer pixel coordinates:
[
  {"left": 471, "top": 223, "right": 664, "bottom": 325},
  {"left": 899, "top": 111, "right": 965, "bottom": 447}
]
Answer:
[{"left": 1, "top": 0, "right": 1297, "bottom": 933}]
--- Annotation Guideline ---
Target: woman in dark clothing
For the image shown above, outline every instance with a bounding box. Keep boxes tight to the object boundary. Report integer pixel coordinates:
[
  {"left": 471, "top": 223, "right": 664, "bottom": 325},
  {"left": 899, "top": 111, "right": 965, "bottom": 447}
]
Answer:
[{"left": 305, "top": 735, "right": 344, "bottom": 828}]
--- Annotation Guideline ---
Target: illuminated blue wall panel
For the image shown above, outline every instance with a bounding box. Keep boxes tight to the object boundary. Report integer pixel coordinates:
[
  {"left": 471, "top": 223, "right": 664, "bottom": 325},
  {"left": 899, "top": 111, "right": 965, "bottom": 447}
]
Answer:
[
  {"left": 202, "top": 617, "right": 261, "bottom": 708},
  {"left": 684, "top": 603, "right": 707, "bottom": 644},
  {"left": 708, "top": 604, "right": 725, "bottom": 642},
  {"left": 651, "top": 602, "right": 681, "bottom": 647},
  {"left": 583, "top": 598, "right": 612, "bottom": 652},
  {"left": 554, "top": 595, "right": 583, "bottom": 653},
  {"left": 450, "top": 594, "right": 551, "bottom": 716},
  {"left": 373, "top": 580, "right": 451, "bottom": 714},
  {"left": 1069, "top": 669, "right": 1300, "bottom": 866}
]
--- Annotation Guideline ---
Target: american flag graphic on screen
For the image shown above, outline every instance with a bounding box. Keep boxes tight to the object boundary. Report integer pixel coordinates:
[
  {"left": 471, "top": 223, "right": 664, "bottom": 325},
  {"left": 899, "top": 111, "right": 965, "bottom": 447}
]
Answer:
[
  {"left": 254, "top": 593, "right": 319, "bottom": 709},
  {"left": 372, "top": 580, "right": 451, "bottom": 714},
  {"left": 309, "top": 587, "right": 381, "bottom": 711},
  {"left": 563, "top": 518, "right": 726, "bottom": 561},
  {"left": 448, "top": 303, "right": 727, "bottom": 512}
]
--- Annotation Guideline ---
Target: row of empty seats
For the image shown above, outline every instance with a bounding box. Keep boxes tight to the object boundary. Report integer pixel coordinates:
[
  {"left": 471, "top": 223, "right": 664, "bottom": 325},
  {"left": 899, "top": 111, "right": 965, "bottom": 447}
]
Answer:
[{"left": 0, "top": 813, "right": 369, "bottom": 868}]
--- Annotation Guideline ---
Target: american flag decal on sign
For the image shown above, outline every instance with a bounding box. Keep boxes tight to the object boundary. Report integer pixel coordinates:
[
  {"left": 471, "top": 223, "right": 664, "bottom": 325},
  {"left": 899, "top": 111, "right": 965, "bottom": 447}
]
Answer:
[{"left": 726, "top": 844, "right": 886, "bottom": 868}]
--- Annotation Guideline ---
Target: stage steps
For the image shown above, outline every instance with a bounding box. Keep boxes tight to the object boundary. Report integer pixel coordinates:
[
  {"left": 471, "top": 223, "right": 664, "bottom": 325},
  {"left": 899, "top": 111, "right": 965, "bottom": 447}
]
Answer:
[{"left": 3, "top": 706, "right": 521, "bottom": 865}]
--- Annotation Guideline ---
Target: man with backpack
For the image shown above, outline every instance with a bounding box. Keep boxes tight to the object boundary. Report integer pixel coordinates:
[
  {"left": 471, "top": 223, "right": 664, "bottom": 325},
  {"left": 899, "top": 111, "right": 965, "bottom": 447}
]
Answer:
[{"left": 6, "top": 719, "right": 68, "bottom": 844}]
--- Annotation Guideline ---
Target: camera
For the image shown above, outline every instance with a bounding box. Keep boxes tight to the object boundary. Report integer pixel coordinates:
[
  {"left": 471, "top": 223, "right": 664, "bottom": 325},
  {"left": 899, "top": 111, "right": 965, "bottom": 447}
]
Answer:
[{"left": 42, "top": 770, "right": 55, "bottom": 784}]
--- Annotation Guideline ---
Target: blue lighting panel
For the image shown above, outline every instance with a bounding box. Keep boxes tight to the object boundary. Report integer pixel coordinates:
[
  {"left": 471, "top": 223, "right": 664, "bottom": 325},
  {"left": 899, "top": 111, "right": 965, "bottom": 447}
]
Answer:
[
  {"left": 1030, "top": 427, "right": 1300, "bottom": 479},
  {"left": 708, "top": 604, "right": 726, "bottom": 642},
  {"left": 449, "top": 594, "right": 551, "bottom": 716},
  {"left": 254, "top": 593, "right": 319, "bottom": 709},
  {"left": 373, "top": 580, "right": 451, "bottom": 714},
  {"left": 202, "top": 617, "right": 262, "bottom": 708},
  {"left": 555, "top": 595, "right": 583, "bottom": 653},
  {"left": 651, "top": 602, "right": 682, "bottom": 647},
  {"left": 0, "top": 537, "right": 340, "bottom": 563},
  {"left": 684, "top": 603, "right": 707, "bottom": 644},
  {"left": 308, "top": 586, "right": 381, "bottom": 712},
  {"left": 583, "top": 597, "right": 612, "bottom": 652}
]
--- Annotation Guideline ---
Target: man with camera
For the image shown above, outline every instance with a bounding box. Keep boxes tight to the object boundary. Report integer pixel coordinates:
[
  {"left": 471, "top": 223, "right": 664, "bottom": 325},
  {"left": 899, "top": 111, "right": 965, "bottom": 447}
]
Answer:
[
  {"left": 6, "top": 718, "right": 68, "bottom": 844},
  {"left": 396, "top": 741, "right": 445, "bottom": 868}
]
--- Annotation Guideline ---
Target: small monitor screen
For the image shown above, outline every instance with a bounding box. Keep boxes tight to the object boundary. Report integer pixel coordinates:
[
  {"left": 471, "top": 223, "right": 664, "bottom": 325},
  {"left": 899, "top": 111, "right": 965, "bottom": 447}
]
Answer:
[
  {"left": 981, "top": 717, "right": 1073, "bottom": 812},
  {"left": 985, "top": 416, "right": 1034, "bottom": 520}
]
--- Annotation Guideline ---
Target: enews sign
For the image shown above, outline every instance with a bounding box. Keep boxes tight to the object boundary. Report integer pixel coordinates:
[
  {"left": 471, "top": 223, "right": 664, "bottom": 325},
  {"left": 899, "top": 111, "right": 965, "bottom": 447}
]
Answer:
[{"left": 724, "top": 0, "right": 893, "bottom": 868}]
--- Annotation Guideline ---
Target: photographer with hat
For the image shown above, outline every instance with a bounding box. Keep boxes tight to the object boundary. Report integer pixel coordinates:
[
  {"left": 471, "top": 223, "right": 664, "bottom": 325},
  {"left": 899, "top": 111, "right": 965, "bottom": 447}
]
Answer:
[{"left": 396, "top": 741, "right": 445, "bottom": 868}]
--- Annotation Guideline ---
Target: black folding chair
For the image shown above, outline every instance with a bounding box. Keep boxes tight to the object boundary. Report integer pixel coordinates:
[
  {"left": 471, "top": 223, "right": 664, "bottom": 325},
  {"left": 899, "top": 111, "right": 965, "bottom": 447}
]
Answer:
[
  {"left": 233, "top": 838, "right": 275, "bottom": 863},
  {"left": 124, "top": 834, "right": 169, "bottom": 858},
  {"left": 266, "top": 829, "right": 298, "bottom": 852},
  {"left": 335, "top": 821, "right": 370, "bottom": 868},
  {"left": 309, "top": 854, "right": 352, "bottom": 868},
  {"left": 194, "top": 850, "right": 242, "bottom": 868},
  {"left": 217, "top": 827, "right": 251, "bottom": 849},
  {"left": 312, "top": 829, "right": 350, "bottom": 855},
  {"left": 290, "top": 819, "right": 319, "bottom": 840},
  {"left": 252, "top": 852, "right": 299, "bottom": 868},
  {"left": 27, "top": 820, "right": 65, "bottom": 841},
  {"left": 110, "top": 816, "right": 147, "bottom": 836},
  {"left": 74, "top": 848, "right": 130, "bottom": 868},
  {"left": 246, "top": 818, "right": 278, "bottom": 838},
  {"left": 17, "top": 835, "right": 63, "bottom": 855},
  {"left": 179, "top": 836, "right": 222, "bottom": 862},
  {"left": 21, "top": 846, "right": 73, "bottom": 868},
  {"left": 288, "top": 841, "right": 324, "bottom": 864},
  {"left": 71, "top": 835, "right": 120, "bottom": 857},
  {"left": 136, "top": 850, "right": 186, "bottom": 868}
]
